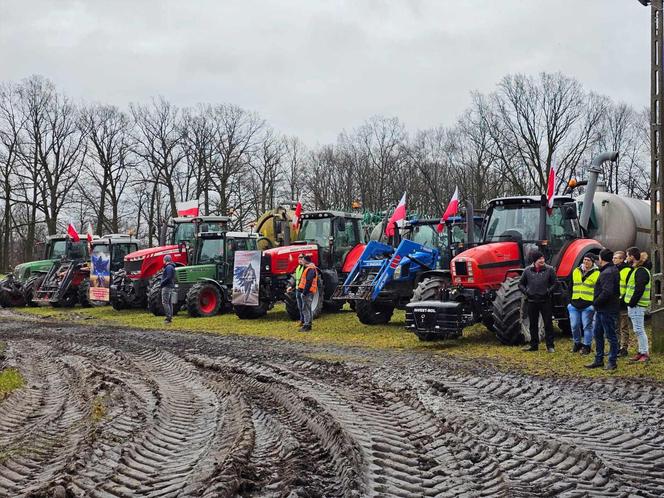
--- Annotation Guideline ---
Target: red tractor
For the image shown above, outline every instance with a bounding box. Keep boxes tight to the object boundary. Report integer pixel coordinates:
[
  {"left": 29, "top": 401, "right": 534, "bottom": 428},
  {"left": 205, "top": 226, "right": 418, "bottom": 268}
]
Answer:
[
  {"left": 110, "top": 215, "right": 230, "bottom": 310},
  {"left": 235, "top": 210, "right": 366, "bottom": 319},
  {"left": 406, "top": 152, "right": 618, "bottom": 344}
]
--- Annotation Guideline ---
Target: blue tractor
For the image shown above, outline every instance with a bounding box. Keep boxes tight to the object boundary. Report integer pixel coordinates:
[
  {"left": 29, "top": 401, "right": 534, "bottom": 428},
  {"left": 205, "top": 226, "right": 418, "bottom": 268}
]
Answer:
[{"left": 334, "top": 216, "right": 483, "bottom": 324}]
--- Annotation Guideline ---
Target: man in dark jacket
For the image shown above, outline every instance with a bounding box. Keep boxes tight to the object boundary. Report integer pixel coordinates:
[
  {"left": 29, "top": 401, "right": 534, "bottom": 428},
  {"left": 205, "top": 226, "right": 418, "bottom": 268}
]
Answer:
[
  {"left": 519, "top": 250, "right": 557, "bottom": 353},
  {"left": 586, "top": 249, "right": 621, "bottom": 370},
  {"left": 160, "top": 255, "right": 176, "bottom": 324}
]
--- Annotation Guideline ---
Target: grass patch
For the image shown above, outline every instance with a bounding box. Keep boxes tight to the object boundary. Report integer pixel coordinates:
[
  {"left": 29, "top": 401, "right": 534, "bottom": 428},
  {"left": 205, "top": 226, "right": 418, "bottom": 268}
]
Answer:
[
  {"left": 14, "top": 305, "right": 664, "bottom": 382},
  {"left": 0, "top": 368, "right": 25, "bottom": 400}
]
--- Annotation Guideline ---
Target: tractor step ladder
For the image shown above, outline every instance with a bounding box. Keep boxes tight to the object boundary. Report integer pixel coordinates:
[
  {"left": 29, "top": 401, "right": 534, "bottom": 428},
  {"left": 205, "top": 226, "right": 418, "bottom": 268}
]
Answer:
[{"left": 33, "top": 261, "right": 75, "bottom": 304}]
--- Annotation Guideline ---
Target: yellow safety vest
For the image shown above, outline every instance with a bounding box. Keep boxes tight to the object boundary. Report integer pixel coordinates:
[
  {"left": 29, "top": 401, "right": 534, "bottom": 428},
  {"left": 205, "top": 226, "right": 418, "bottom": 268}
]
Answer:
[
  {"left": 295, "top": 265, "right": 304, "bottom": 285},
  {"left": 571, "top": 267, "right": 598, "bottom": 302},
  {"left": 624, "top": 267, "right": 651, "bottom": 308},
  {"left": 619, "top": 266, "right": 631, "bottom": 299}
]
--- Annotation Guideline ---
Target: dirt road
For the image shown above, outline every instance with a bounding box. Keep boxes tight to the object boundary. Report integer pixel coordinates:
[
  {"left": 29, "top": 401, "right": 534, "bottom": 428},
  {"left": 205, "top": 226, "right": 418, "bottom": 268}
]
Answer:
[{"left": 1, "top": 317, "right": 663, "bottom": 497}]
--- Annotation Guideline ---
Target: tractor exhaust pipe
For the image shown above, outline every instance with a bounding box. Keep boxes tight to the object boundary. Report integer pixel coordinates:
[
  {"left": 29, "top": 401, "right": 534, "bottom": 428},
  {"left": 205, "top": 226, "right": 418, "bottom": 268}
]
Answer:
[
  {"left": 465, "top": 201, "right": 475, "bottom": 246},
  {"left": 578, "top": 151, "right": 619, "bottom": 233}
]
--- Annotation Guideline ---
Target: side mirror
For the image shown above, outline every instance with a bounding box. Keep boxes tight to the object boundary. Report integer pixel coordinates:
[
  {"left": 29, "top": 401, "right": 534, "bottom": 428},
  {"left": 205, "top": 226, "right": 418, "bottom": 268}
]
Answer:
[{"left": 562, "top": 204, "right": 577, "bottom": 220}]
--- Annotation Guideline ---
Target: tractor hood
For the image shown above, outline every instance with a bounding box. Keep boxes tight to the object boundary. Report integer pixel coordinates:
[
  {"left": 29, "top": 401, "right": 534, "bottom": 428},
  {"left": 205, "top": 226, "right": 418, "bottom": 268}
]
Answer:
[
  {"left": 12, "top": 259, "right": 57, "bottom": 283},
  {"left": 125, "top": 245, "right": 181, "bottom": 261},
  {"left": 263, "top": 244, "right": 319, "bottom": 275},
  {"left": 450, "top": 242, "right": 522, "bottom": 289},
  {"left": 175, "top": 264, "right": 217, "bottom": 284}
]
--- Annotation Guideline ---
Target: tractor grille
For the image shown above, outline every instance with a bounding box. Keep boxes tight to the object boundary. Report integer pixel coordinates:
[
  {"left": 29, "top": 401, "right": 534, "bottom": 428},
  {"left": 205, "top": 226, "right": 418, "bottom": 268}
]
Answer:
[
  {"left": 124, "top": 259, "right": 143, "bottom": 273},
  {"left": 454, "top": 261, "right": 469, "bottom": 276}
]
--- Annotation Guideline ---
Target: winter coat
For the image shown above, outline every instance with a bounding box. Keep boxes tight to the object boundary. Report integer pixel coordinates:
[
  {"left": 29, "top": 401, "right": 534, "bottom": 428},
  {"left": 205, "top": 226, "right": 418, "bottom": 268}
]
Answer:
[
  {"left": 160, "top": 263, "right": 176, "bottom": 288},
  {"left": 518, "top": 264, "right": 557, "bottom": 303},
  {"left": 593, "top": 262, "right": 620, "bottom": 313}
]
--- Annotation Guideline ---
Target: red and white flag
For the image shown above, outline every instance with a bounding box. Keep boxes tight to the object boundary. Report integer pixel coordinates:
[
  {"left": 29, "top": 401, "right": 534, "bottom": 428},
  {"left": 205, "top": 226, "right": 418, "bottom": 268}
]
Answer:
[
  {"left": 86, "top": 222, "right": 94, "bottom": 244},
  {"left": 437, "top": 186, "right": 460, "bottom": 233},
  {"left": 546, "top": 165, "right": 556, "bottom": 211},
  {"left": 67, "top": 222, "right": 81, "bottom": 242},
  {"left": 292, "top": 201, "right": 302, "bottom": 229},
  {"left": 176, "top": 199, "right": 199, "bottom": 217},
  {"left": 385, "top": 192, "right": 407, "bottom": 237}
]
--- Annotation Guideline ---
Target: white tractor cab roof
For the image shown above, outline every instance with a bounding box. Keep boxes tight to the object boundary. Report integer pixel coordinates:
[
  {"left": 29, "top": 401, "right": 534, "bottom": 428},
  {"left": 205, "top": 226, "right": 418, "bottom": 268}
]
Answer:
[
  {"left": 197, "top": 231, "right": 258, "bottom": 239},
  {"left": 172, "top": 216, "right": 231, "bottom": 225}
]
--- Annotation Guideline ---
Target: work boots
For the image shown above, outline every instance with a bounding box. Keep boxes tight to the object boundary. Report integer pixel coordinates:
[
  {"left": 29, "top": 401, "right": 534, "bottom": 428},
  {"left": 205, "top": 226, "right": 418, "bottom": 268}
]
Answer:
[{"left": 571, "top": 343, "right": 582, "bottom": 353}]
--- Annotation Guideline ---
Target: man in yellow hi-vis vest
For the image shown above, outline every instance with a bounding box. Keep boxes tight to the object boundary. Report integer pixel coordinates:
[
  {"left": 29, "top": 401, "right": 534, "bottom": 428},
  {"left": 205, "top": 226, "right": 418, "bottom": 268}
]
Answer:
[
  {"left": 298, "top": 254, "right": 318, "bottom": 332},
  {"left": 625, "top": 247, "right": 651, "bottom": 363},
  {"left": 568, "top": 254, "right": 598, "bottom": 355},
  {"left": 613, "top": 251, "right": 632, "bottom": 357}
]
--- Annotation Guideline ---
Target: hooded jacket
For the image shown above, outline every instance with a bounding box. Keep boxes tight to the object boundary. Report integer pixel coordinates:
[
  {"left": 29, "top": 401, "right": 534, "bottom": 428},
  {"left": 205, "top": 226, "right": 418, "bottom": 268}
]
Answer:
[{"left": 593, "top": 262, "right": 620, "bottom": 313}]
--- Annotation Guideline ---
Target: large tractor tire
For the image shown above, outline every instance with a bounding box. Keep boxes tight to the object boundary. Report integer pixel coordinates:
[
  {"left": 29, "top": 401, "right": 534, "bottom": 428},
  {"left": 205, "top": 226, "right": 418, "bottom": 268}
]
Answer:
[
  {"left": 23, "top": 275, "right": 44, "bottom": 307},
  {"left": 56, "top": 290, "right": 79, "bottom": 308},
  {"left": 186, "top": 282, "right": 223, "bottom": 318},
  {"left": 78, "top": 280, "right": 91, "bottom": 307},
  {"left": 284, "top": 280, "right": 324, "bottom": 321},
  {"left": 323, "top": 300, "right": 344, "bottom": 312},
  {"left": 235, "top": 301, "right": 269, "bottom": 319},
  {"left": 148, "top": 284, "right": 165, "bottom": 316},
  {"left": 411, "top": 276, "right": 450, "bottom": 302},
  {"left": 492, "top": 277, "right": 543, "bottom": 345},
  {"left": 355, "top": 300, "right": 395, "bottom": 325}
]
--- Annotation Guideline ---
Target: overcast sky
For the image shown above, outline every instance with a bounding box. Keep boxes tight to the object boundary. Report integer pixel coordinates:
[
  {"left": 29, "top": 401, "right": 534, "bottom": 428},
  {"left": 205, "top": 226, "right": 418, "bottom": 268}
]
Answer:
[{"left": 0, "top": 0, "right": 650, "bottom": 145}]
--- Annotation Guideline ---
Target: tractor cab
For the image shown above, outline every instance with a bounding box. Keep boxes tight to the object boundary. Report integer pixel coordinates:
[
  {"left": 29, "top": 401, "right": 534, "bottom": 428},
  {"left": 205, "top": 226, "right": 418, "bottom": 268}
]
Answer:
[
  {"left": 91, "top": 235, "right": 140, "bottom": 273},
  {"left": 189, "top": 231, "right": 258, "bottom": 284},
  {"left": 295, "top": 211, "right": 364, "bottom": 271},
  {"left": 482, "top": 196, "right": 580, "bottom": 264},
  {"left": 167, "top": 216, "right": 230, "bottom": 246}
]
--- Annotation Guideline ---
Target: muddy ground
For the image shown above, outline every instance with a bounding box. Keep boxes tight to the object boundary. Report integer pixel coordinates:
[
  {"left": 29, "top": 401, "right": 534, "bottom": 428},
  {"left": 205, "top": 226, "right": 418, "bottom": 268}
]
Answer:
[{"left": 0, "top": 316, "right": 663, "bottom": 497}]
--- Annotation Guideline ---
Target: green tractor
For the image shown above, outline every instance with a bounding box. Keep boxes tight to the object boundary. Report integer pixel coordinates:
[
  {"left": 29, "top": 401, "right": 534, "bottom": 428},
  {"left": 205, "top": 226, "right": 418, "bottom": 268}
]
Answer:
[
  {"left": 0, "top": 235, "right": 88, "bottom": 307},
  {"left": 148, "top": 230, "right": 259, "bottom": 317}
]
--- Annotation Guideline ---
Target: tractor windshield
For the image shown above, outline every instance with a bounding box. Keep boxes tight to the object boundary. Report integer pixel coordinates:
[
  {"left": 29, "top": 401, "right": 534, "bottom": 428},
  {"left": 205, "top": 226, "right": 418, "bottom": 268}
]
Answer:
[
  {"left": 172, "top": 222, "right": 196, "bottom": 245},
  {"left": 198, "top": 238, "right": 225, "bottom": 264},
  {"left": 297, "top": 218, "right": 331, "bottom": 247},
  {"left": 484, "top": 204, "right": 578, "bottom": 248},
  {"left": 49, "top": 241, "right": 67, "bottom": 259}
]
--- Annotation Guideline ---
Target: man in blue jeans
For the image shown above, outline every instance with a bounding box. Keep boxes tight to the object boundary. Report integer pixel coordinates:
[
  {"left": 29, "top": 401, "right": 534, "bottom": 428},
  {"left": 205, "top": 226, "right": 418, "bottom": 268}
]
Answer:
[
  {"left": 567, "top": 254, "right": 598, "bottom": 355},
  {"left": 160, "top": 255, "right": 176, "bottom": 324},
  {"left": 586, "top": 249, "right": 621, "bottom": 371}
]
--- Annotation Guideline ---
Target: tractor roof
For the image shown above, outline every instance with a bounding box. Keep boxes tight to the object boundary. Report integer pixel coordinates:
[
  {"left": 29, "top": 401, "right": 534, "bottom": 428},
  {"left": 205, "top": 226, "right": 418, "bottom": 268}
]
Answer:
[
  {"left": 489, "top": 195, "right": 575, "bottom": 206},
  {"left": 301, "top": 211, "right": 363, "bottom": 220},
  {"left": 172, "top": 215, "right": 230, "bottom": 224},
  {"left": 46, "top": 234, "right": 69, "bottom": 241},
  {"left": 95, "top": 234, "right": 136, "bottom": 244},
  {"left": 197, "top": 231, "right": 258, "bottom": 239}
]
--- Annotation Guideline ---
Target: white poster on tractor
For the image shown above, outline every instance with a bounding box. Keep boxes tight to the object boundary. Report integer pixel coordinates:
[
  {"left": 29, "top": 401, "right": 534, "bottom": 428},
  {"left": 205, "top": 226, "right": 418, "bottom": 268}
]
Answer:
[
  {"left": 89, "top": 245, "right": 111, "bottom": 302},
  {"left": 232, "top": 250, "right": 261, "bottom": 306}
]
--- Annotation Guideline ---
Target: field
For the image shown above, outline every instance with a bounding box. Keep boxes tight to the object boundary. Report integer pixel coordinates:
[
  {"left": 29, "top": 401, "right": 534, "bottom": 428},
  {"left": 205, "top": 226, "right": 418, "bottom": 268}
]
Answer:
[{"left": 14, "top": 304, "right": 664, "bottom": 382}]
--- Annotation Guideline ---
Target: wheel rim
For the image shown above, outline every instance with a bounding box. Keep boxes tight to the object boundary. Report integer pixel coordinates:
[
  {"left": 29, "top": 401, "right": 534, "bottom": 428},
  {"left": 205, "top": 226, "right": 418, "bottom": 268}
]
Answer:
[{"left": 199, "top": 288, "right": 217, "bottom": 314}]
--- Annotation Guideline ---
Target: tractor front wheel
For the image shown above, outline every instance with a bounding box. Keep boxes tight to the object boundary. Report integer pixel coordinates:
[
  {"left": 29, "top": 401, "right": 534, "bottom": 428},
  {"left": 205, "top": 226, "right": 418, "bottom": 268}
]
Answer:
[
  {"left": 355, "top": 300, "right": 394, "bottom": 325},
  {"left": 235, "top": 301, "right": 269, "bottom": 319},
  {"left": 411, "top": 276, "right": 450, "bottom": 303},
  {"left": 492, "top": 277, "right": 544, "bottom": 345},
  {"left": 23, "top": 275, "right": 44, "bottom": 307},
  {"left": 187, "top": 283, "right": 223, "bottom": 318}
]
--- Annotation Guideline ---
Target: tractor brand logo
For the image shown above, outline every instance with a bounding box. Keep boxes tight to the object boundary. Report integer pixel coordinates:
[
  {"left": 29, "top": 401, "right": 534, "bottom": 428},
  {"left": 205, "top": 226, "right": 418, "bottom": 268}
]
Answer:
[
  {"left": 414, "top": 308, "right": 436, "bottom": 313},
  {"left": 389, "top": 255, "right": 402, "bottom": 269}
]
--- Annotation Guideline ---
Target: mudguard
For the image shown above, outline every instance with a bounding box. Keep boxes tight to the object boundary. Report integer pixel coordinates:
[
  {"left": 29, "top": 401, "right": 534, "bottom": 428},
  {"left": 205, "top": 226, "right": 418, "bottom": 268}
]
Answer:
[{"left": 555, "top": 239, "right": 603, "bottom": 279}]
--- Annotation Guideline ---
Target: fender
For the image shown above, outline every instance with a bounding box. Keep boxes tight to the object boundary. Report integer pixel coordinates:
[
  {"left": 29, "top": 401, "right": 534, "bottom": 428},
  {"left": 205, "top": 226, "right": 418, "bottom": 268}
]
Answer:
[
  {"left": 414, "top": 269, "right": 451, "bottom": 286},
  {"left": 342, "top": 243, "right": 367, "bottom": 274},
  {"left": 556, "top": 239, "right": 603, "bottom": 279}
]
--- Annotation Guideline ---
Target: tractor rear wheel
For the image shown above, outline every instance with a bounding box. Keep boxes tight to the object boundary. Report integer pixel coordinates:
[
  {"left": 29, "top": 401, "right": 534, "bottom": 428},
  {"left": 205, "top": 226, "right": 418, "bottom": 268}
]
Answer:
[
  {"left": 78, "top": 280, "right": 91, "bottom": 307},
  {"left": 148, "top": 284, "right": 165, "bottom": 316},
  {"left": 492, "top": 277, "right": 544, "bottom": 345},
  {"left": 355, "top": 300, "right": 394, "bottom": 325},
  {"left": 235, "top": 301, "right": 269, "bottom": 319},
  {"left": 23, "top": 275, "right": 44, "bottom": 307},
  {"left": 0, "top": 279, "right": 26, "bottom": 307},
  {"left": 187, "top": 282, "right": 223, "bottom": 317},
  {"left": 323, "top": 300, "right": 344, "bottom": 312},
  {"left": 411, "top": 276, "right": 450, "bottom": 302},
  {"left": 58, "top": 290, "right": 79, "bottom": 308},
  {"left": 284, "top": 291, "right": 300, "bottom": 320}
]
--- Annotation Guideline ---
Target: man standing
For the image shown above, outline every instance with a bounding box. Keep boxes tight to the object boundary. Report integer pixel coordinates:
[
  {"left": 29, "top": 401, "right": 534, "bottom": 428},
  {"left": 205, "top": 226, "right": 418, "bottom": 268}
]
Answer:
[
  {"left": 586, "top": 249, "right": 621, "bottom": 371},
  {"left": 568, "top": 254, "right": 598, "bottom": 355},
  {"left": 298, "top": 254, "right": 318, "bottom": 332},
  {"left": 288, "top": 254, "right": 306, "bottom": 325},
  {"left": 520, "top": 250, "right": 557, "bottom": 353},
  {"left": 161, "top": 255, "right": 176, "bottom": 324},
  {"left": 625, "top": 247, "right": 651, "bottom": 363},
  {"left": 613, "top": 251, "right": 632, "bottom": 357}
]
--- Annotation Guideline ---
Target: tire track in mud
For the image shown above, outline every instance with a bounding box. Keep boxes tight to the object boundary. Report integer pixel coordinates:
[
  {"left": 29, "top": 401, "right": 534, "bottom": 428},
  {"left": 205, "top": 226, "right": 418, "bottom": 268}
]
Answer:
[{"left": 1, "top": 319, "right": 664, "bottom": 497}]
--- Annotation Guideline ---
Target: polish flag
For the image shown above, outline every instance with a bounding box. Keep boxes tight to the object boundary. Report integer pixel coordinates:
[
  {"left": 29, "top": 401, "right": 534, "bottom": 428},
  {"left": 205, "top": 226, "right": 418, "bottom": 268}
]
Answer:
[
  {"left": 67, "top": 222, "right": 81, "bottom": 242},
  {"left": 176, "top": 200, "right": 199, "bottom": 217},
  {"left": 292, "top": 201, "right": 302, "bottom": 229},
  {"left": 546, "top": 165, "right": 556, "bottom": 212},
  {"left": 385, "top": 192, "right": 407, "bottom": 237},
  {"left": 86, "top": 222, "right": 94, "bottom": 244},
  {"left": 436, "top": 186, "right": 460, "bottom": 233}
]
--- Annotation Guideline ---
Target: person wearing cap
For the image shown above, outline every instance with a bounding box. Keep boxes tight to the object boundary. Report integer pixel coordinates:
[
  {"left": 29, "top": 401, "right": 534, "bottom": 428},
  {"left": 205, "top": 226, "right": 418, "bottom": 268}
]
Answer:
[
  {"left": 613, "top": 250, "right": 632, "bottom": 357},
  {"left": 586, "top": 248, "right": 621, "bottom": 371},
  {"left": 568, "top": 253, "right": 598, "bottom": 355},
  {"left": 625, "top": 247, "right": 652, "bottom": 363},
  {"left": 519, "top": 250, "right": 557, "bottom": 353},
  {"left": 297, "top": 254, "right": 318, "bottom": 332},
  {"left": 160, "top": 255, "right": 176, "bottom": 324}
]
